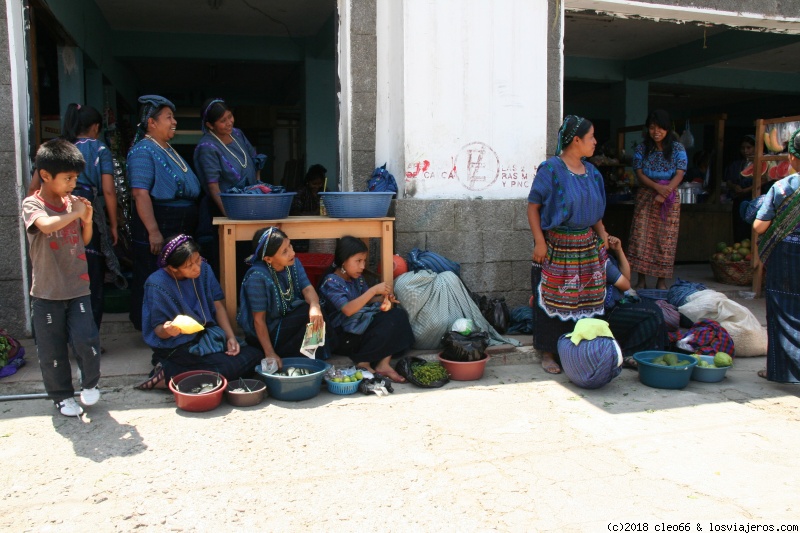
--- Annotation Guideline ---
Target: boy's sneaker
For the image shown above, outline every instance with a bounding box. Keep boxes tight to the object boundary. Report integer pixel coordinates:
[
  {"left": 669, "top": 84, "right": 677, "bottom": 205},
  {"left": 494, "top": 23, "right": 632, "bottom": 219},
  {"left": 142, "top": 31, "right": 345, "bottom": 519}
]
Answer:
[
  {"left": 55, "top": 398, "right": 84, "bottom": 417},
  {"left": 80, "top": 387, "right": 100, "bottom": 406}
]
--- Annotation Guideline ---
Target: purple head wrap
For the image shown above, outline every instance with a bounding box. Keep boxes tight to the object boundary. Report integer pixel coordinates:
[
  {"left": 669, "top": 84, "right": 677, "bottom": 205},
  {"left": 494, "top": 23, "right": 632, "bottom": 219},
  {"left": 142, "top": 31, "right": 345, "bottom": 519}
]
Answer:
[{"left": 158, "top": 234, "right": 192, "bottom": 269}]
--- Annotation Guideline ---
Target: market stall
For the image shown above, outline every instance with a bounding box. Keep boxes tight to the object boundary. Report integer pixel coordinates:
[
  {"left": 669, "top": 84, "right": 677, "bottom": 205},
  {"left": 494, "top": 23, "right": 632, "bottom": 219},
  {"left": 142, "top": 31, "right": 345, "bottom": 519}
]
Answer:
[{"left": 600, "top": 114, "right": 731, "bottom": 262}]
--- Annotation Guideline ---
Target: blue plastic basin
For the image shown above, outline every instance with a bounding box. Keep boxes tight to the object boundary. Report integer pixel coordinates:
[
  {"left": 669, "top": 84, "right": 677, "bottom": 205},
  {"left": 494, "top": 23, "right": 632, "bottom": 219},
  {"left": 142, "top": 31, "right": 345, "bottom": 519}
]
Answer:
[
  {"left": 691, "top": 355, "right": 730, "bottom": 383},
  {"left": 254, "top": 357, "right": 330, "bottom": 401},
  {"left": 633, "top": 350, "right": 697, "bottom": 390}
]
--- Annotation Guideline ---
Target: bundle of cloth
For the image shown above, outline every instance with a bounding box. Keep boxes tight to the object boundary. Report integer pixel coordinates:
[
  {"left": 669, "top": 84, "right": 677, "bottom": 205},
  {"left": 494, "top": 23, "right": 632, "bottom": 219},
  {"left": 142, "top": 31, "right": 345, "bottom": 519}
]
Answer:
[
  {"left": 677, "top": 290, "right": 767, "bottom": 356},
  {"left": 394, "top": 270, "right": 520, "bottom": 350}
]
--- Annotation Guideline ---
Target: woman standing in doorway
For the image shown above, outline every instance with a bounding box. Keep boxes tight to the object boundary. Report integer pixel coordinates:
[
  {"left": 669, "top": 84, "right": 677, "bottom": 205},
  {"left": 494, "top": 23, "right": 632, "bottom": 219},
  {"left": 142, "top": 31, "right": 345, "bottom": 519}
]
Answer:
[
  {"left": 627, "top": 109, "right": 687, "bottom": 290},
  {"left": 528, "top": 115, "right": 609, "bottom": 374},
  {"left": 127, "top": 95, "right": 202, "bottom": 330}
]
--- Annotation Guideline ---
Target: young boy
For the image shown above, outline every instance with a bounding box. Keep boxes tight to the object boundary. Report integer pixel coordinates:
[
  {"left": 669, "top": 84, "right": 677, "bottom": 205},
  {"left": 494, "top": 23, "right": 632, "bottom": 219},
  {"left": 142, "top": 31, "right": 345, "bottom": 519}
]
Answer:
[{"left": 22, "top": 138, "right": 101, "bottom": 417}]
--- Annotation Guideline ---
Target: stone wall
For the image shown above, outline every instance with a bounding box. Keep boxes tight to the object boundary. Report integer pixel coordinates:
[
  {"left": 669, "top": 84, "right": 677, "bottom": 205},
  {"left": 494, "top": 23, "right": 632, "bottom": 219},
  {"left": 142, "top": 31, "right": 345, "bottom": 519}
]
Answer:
[
  {"left": 348, "top": 0, "right": 377, "bottom": 191},
  {"left": 0, "top": 0, "right": 29, "bottom": 338},
  {"left": 394, "top": 199, "right": 534, "bottom": 307}
]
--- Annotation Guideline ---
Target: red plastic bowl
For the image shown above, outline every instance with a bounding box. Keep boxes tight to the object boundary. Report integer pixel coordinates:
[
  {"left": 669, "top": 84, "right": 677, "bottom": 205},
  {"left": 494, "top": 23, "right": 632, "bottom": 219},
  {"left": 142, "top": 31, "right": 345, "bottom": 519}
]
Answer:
[
  {"left": 437, "top": 354, "right": 490, "bottom": 381},
  {"left": 168, "top": 371, "right": 228, "bottom": 412}
]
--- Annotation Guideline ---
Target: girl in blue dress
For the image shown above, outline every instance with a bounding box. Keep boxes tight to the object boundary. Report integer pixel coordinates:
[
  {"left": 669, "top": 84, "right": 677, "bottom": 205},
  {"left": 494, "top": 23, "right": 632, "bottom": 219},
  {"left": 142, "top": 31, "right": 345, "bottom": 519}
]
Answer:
[
  {"left": 237, "top": 227, "right": 330, "bottom": 370},
  {"left": 319, "top": 237, "right": 414, "bottom": 383}
]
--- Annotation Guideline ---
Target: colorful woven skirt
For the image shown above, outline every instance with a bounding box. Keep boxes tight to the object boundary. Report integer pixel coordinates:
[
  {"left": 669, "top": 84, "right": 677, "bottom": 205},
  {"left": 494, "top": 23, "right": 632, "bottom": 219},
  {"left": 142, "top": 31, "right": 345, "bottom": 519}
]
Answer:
[
  {"left": 537, "top": 227, "right": 607, "bottom": 321},
  {"left": 627, "top": 188, "right": 680, "bottom": 278}
]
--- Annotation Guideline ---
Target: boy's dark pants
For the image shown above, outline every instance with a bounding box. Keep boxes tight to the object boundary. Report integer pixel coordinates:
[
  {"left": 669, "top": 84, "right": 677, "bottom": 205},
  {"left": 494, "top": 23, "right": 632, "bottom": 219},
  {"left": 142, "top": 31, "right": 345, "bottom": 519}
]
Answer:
[{"left": 32, "top": 295, "right": 101, "bottom": 402}]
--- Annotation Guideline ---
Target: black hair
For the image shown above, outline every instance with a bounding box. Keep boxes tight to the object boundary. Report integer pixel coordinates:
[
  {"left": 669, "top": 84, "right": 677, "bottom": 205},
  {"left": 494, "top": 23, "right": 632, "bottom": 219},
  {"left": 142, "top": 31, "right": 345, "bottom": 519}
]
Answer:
[
  {"left": 163, "top": 236, "right": 200, "bottom": 268},
  {"left": 62, "top": 103, "right": 103, "bottom": 143},
  {"left": 252, "top": 227, "right": 289, "bottom": 257},
  {"left": 557, "top": 115, "right": 593, "bottom": 155},
  {"left": 35, "top": 138, "right": 86, "bottom": 177},
  {"left": 201, "top": 98, "right": 230, "bottom": 128},
  {"left": 305, "top": 164, "right": 327, "bottom": 183},
  {"left": 741, "top": 135, "right": 756, "bottom": 147},
  {"left": 334, "top": 236, "right": 368, "bottom": 268},
  {"left": 643, "top": 109, "right": 678, "bottom": 162}
]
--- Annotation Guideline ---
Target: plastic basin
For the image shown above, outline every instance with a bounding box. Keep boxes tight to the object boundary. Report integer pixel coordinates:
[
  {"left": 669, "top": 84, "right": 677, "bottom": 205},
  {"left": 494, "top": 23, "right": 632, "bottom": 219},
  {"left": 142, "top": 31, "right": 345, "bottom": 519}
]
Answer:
[
  {"left": 633, "top": 351, "right": 697, "bottom": 390},
  {"left": 254, "top": 357, "right": 330, "bottom": 401},
  {"left": 225, "top": 379, "right": 267, "bottom": 407},
  {"left": 691, "top": 355, "right": 730, "bottom": 383},
  {"left": 168, "top": 371, "right": 227, "bottom": 412},
  {"left": 437, "top": 354, "right": 490, "bottom": 381},
  {"left": 325, "top": 377, "right": 362, "bottom": 395}
]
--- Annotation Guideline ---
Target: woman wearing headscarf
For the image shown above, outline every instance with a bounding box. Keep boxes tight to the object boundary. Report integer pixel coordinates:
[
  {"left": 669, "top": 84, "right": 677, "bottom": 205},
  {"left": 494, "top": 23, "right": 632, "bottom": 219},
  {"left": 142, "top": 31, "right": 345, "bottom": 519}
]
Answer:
[
  {"left": 193, "top": 98, "right": 266, "bottom": 275},
  {"left": 237, "top": 227, "right": 331, "bottom": 371},
  {"left": 752, "top": 128, "right": 800, "bottom": 383},
  {"left": 627, "top": 109, "right": 687, "bottom": 291},
  {"left": 527, "top": 115, "right": 609, "bottom": 374},
  {"left": 135, "top": 234, "right": 261, "bottom": 390},
  {"left": 127, "top": 95, "right": 202, "bottom": 330}
]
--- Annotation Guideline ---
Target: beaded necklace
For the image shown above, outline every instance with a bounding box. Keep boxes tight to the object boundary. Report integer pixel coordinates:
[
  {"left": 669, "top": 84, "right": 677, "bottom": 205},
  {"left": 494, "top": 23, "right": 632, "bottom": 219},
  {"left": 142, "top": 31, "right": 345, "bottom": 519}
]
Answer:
[
  {"left": 269, "top": 265, "right": 295, "bottom": 316},
  {"left": 209, "top": 130, "right": 248, "bottom": 168},
  {"left": 145, "top": 134, "right": 188, "bottom": 173}
]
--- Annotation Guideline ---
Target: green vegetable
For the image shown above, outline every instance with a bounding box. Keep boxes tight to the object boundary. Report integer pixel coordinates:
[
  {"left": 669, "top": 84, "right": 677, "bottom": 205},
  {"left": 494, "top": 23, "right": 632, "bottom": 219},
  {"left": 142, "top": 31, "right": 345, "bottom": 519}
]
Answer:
[
  {"left": 663, "top": 353, "right": 679, "bottom": 366},
  {"left": 714, "top": 352, "right": 733, "bottom": 368},
  {"left": 411, "top": 362, "right": 449, "bottom": 385},
  {"left": 652, "top": 356, "right": 666, "bottom": 366}
]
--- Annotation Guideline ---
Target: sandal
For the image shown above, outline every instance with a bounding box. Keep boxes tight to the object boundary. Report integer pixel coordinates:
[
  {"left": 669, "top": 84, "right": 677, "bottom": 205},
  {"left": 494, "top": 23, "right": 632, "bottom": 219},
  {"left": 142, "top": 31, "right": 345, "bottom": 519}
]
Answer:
[
  {"left": 622, "top": 356, "right": 638, "bottom": 370},
  {"left": 135, "top": 363, "right": 166, "bottom": 390}
]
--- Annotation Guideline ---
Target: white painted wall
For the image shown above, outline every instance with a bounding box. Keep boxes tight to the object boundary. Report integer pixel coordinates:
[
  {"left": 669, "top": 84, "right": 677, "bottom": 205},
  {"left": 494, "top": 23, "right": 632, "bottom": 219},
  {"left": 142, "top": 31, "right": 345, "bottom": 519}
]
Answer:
[{"left": 377, "top": 0, "right": 549, "bottom": 199}]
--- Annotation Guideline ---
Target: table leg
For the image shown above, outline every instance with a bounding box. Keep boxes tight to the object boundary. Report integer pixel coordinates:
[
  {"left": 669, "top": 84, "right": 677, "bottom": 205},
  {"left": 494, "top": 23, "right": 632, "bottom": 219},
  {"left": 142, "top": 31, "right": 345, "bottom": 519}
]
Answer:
[
  {"left": 380, "top": 220, "right": 393, "bottom": 287},
  {"left": 220, "top": 224, "right": 238, "bottom": 326}
]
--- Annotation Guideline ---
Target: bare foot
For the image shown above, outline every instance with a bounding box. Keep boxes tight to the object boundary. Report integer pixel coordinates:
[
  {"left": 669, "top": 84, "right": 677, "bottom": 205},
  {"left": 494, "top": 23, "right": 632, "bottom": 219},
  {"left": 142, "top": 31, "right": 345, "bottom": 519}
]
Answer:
[
  {"left": 757, "top": 368, "right": 768, "bottom": 379},
  {"left": 656, "top": 279, "right": 668, "bottom": 290},
  {"left": 541, "top": 353, "right": 561, "bottom": 374},
  {"left": 375, "top": 366, "right": 407, "bottom": 383}
]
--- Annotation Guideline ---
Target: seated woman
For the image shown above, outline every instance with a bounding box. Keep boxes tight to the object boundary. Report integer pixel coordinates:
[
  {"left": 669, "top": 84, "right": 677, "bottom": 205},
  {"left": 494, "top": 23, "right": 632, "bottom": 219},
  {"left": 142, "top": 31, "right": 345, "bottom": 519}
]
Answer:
[
  {"left": 604, "top": 235, "right": 667, "bottom": 367},
  {"left": 237, "top": 227, "right": 329, "bottom": 370},
  {"left": 136, "top": 235, "right": 261, "bottom": 389},
  {"left": 319, "top": 237, "right": 414, "bottom": 383}
]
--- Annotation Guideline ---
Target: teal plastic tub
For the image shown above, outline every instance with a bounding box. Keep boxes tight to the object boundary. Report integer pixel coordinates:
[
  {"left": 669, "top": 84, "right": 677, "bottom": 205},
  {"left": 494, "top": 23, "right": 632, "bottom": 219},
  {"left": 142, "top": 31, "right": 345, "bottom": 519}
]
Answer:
[
  {"left": 254, "top": 357, "right": 330, "bottom": 401},
  {"left": 691, "top": 355, "right": 730, "bottom": 383},
  {"left": 633, "top": 350, "right": 698, "bottom": 390}
]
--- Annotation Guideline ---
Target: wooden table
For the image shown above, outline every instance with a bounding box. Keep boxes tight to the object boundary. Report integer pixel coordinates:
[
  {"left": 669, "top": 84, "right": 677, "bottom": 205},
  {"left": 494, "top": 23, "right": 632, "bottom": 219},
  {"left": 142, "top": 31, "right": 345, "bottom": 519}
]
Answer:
[{"left": 213, "top": 216, "right": 395, "bottom": 325}]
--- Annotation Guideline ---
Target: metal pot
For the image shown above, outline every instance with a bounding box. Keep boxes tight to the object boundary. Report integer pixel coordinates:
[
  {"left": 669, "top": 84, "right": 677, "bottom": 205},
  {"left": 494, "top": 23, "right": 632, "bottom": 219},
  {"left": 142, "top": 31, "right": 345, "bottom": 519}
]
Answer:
[{"left": 678, "top": 183, "right": 703, "bottom": 204}]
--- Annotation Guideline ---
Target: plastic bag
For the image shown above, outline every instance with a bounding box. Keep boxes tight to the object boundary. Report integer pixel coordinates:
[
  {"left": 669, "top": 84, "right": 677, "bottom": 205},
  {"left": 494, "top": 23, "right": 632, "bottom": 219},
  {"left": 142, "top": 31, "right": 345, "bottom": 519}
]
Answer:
[
  {"left": 367, "top": 163, "right": 398, "bottom": 194},
  {"left": 441, "top": 331, "right": 489, "bottom": 362},
  {"left": 479, "top": 296, "right": 510, "bottom": 334},
  {"left": 395, "top": 356, "right": 450, "bottom": 388},
  {"left": 679, "top": 119, "right": 694, "bottom": 149}
]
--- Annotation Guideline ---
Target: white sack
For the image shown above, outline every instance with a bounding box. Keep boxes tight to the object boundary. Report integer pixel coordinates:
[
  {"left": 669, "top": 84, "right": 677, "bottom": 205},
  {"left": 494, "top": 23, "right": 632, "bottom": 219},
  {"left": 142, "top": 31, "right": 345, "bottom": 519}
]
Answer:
[{"left": 678, "top": 290, "right": 767, "bottom": 356}]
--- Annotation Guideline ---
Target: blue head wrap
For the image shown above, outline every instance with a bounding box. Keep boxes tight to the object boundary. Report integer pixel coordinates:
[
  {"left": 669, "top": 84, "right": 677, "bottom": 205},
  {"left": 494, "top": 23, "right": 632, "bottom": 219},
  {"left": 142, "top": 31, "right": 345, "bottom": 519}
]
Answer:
[
  {"left": 556, "top": 115, "right": 585, "bottom": 156},
  {"left": 245, "top": 226, "right": 279, "bottom": 266},
  {"left": 201, "top": 98, "right": 226, "bottom": 133},
  {"left": 134, "top": 95, "right": 176, "bottom": 145}
]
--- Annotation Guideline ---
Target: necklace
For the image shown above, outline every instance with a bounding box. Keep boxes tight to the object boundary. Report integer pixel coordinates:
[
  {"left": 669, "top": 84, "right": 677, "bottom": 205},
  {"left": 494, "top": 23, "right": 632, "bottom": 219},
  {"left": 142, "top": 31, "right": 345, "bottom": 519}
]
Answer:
[
  {"left": 173, "top": 275, "right": 208, "bottom": 326},
  {"left": 209, "top": 130, "right": 248, "bottom": 168},
  {"left": 145, "top": 134, "right": 188, "bottom": 173},
  {"left": 269, "top": 265, "right": 294, "bottom": 303}
]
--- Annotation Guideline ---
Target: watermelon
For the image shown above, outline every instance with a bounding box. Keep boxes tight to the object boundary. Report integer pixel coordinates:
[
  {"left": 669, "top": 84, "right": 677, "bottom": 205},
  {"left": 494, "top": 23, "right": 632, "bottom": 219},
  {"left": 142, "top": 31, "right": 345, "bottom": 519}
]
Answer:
[
  {"left": 772, "top": 159, "right": 792, "bottom": 179},
  {"left": 741, "top": 161, "right": 768, "bottom": 177}
]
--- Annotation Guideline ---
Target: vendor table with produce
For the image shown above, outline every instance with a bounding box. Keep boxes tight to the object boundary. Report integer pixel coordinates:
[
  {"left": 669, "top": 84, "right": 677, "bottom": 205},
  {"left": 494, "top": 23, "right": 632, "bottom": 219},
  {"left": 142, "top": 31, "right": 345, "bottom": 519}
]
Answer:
[{"left": 214, "top": 216, "right": 395, "bottom": 325}]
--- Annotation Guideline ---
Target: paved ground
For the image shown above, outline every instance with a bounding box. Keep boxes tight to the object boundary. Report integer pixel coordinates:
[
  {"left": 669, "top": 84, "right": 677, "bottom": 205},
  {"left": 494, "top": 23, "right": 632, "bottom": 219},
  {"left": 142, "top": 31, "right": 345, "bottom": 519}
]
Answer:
[{"left": 3, "top": 264, "right": 797, "bottom": 531}]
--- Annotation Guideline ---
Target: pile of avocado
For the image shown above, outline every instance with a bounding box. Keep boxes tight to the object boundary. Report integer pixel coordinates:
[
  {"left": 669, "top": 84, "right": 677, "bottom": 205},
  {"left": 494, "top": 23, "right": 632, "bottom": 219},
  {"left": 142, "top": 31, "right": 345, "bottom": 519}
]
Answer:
[
  {"left": 650, "top": 352, "right": 733, "bottom": 368},
  {"left": 651, "top": 353, "right": 691, "bottom": 367}
]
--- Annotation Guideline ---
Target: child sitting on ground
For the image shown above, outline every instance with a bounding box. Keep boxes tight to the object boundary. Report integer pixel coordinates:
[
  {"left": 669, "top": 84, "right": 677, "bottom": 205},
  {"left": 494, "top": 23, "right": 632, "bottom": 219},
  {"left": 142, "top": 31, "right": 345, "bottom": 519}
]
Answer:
[{"left": 22, "top": 138, "right": 101, "bottom": 417}]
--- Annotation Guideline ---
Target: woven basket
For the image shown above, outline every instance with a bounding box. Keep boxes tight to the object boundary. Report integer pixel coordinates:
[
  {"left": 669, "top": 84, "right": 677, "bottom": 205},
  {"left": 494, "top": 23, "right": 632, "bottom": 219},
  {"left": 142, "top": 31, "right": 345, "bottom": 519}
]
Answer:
[
  {"left": 709, "top": 258, "right": 753, "bottom": 286},
  {"left": 219, "top": 192, "right": 296, "bottom": 220}
]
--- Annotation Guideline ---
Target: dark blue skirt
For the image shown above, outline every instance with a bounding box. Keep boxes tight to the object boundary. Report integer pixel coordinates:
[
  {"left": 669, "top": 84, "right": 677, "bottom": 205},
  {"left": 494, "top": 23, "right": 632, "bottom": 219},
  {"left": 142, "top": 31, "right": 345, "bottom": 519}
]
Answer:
[{"left": 764, "top": 231, "right": 800, "bottom": 383}]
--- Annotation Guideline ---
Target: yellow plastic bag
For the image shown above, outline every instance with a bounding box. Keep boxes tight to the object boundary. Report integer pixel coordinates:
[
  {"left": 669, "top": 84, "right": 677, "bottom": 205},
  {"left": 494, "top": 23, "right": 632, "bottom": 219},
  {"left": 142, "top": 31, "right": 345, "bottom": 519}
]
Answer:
[{"left": 171, "top": 315, "right": 205, "bottom": 334}]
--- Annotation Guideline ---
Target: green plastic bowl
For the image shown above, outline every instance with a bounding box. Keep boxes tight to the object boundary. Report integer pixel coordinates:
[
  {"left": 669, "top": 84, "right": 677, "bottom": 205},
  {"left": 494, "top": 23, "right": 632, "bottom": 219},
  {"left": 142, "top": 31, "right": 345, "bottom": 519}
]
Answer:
[
  {"left": 691, "top": 355, "right": 730, "bottom": 383},
  {"left": 633, "top": 351, "right": 697, "bottom": 390}
]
